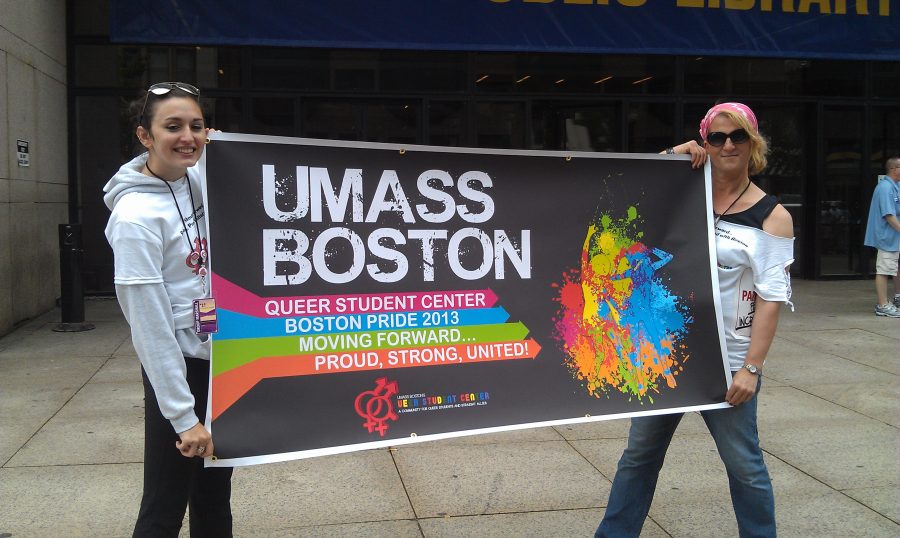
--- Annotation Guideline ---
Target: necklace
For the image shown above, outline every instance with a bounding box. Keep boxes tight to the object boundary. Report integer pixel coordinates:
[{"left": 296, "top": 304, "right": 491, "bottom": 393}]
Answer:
[
  {"left": 145, "top": 163, "right": 207, "bottom": 276},
  {"left": 714, "top": 179, "right": 752, "bottom": 226}
]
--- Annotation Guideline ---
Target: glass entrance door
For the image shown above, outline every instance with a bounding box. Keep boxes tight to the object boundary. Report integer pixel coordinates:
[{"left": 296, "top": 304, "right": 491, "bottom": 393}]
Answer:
[{"left": 819, "top": 106, "right": 865, "bottom": 276}]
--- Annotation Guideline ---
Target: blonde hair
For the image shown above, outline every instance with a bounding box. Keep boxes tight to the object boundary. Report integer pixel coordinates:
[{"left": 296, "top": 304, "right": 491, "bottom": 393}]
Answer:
[{"left": 713, "top": 109, "right": 769, "bottom": 175}]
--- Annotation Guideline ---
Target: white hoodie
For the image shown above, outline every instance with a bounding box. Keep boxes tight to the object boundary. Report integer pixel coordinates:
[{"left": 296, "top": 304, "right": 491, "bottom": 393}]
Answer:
[{"left": 104, "top": 153, "right": 209, "bottom": 433}]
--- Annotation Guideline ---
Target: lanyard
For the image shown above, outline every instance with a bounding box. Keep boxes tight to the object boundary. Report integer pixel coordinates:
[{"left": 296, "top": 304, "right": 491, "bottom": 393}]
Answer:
[
  {"left": 714, "top": 179, "right": 752, "bottom": 227},
  {"left": 145, "top": 163, "right": 207, "bottom": 281}
]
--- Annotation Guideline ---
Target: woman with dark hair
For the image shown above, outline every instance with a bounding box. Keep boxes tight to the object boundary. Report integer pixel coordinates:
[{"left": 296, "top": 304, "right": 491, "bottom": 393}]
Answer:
[
  {"left": 595, "top": 102, "right": 794, "bottom": 538},
  {"left": 104, "top": 82, "right": 233, "bottom": 537}
]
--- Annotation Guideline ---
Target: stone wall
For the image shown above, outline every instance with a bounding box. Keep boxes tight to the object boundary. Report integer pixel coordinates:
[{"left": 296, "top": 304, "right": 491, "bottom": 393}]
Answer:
[{"left": 0, "top": 0, "right": 68, "bottom": 335}]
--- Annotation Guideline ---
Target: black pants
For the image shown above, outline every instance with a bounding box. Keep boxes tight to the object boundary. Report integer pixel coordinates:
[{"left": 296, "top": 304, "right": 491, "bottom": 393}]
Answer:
[{"left": 134, "top": 357, "right": 233, "bottom": 538}]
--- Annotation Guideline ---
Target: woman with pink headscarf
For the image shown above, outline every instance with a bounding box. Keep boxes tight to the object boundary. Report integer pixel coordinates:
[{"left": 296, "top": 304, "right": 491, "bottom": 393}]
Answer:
[{"left": 595, "top": 103, "right": 794, "bottom": 538}]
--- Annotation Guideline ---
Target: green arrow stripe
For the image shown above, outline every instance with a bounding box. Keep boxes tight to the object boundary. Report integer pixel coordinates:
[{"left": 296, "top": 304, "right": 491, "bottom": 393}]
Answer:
[{"left": 212, "top": 322, "right": 529, "bottom": 375}]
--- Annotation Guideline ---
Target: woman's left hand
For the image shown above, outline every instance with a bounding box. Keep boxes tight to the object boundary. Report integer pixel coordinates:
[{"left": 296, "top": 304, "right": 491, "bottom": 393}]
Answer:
[
  {"left": 725, "top": 368, "right": 758, "bottom": 406},
  {"left": 673, "top": 140, "right": 708, "bottom": 169},
  {"left": 176, "top": 422, "right": 215, "bottom": 458}
]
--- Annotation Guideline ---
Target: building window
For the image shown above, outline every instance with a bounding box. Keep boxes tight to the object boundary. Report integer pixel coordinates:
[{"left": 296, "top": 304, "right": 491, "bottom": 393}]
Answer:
[
  {"left": 872, "top": 61, "right": 900, "bottom": 99},
  {"left": 428, "top": 101, "right": 468, "bottom": 147},
  {"left": 251, "top": 97, "right": 295, "bottom": 136},
  {"left": 364, "top": 101, "right": 420, "bottom": 144},
  {"left": 381, "top": 51, "right": 467, "bottom": 93},
  {"left": 302, "top": 100, "right": 360, "bottom": 141},
  {"left": 476, "top": 101, "right": 526, "bottom": 149},
  {"left": 474, "top": 53, "right": 674, "bottom": 95},
  {"left": 628, "top": 102, "right": 674, "bottom": 153},
  {"left": 531, "top": 101, "right": 621, "bottom": 152},
  {"left": 252, "top": 48, "right": 331, "bottom": 90}
]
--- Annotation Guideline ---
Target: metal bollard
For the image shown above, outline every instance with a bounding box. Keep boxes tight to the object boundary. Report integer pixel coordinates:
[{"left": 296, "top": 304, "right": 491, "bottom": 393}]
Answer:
[{"left": 54, "top": 223, "right": 94, "bottom": 332}]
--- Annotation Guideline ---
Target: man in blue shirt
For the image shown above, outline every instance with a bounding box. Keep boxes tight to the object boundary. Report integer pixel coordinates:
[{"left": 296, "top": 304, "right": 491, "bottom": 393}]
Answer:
[{"left": 864, "top": 157, "right": 900, "bottom": 318}]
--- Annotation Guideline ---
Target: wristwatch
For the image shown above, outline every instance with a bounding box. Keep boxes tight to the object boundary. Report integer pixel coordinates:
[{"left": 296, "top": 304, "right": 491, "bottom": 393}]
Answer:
[
  {"left": 665, "top": 147, "right": 676, "bottom": 154},
  {"left": 742, "top": 363, "right": 761, "bottom": 375}
]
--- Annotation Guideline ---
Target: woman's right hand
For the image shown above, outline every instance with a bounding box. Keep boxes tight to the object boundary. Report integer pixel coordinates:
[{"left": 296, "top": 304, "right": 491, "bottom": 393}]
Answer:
[
  {"left": 176, "top": 422, "right": 214, "bottom": 458},
  {"left": 672, "top": 140, "right": 708, "bottom": 169}
]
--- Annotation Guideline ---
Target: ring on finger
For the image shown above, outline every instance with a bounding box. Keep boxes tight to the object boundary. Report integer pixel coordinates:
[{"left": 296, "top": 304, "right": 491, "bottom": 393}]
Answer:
[{"left": 197, "top": 446, "right": 206, "bottom": 455}]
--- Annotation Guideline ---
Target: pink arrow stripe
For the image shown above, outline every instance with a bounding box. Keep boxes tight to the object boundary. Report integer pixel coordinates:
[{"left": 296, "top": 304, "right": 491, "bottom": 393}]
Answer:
[{"left": 211, "top": 272, "right": 499, "bottom": 318}]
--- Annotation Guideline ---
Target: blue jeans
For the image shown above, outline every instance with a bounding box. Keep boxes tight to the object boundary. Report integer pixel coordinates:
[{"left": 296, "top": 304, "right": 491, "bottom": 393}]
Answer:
[{"left": 596, "top": 381, "right": 775, "bottom": 538}]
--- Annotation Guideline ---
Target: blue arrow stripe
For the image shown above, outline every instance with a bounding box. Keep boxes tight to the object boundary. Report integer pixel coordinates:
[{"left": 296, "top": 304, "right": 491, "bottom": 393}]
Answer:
[{"left": 216, "top": 307, "right": 510, "bottom": 340}]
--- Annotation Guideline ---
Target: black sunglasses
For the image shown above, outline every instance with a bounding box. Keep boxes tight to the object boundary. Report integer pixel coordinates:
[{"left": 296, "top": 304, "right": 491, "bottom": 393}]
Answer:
[
  {"left": 706, "top": 128, "right": 750, "bottom": 147},
  {"left": 139, "top": 82, "right": 200, "bottom": 126}
]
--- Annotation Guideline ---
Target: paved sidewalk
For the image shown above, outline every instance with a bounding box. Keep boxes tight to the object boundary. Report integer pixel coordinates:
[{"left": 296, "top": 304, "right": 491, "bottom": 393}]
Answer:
[{"left": 0, "top": 279, "right": 897, "bottom": 537}]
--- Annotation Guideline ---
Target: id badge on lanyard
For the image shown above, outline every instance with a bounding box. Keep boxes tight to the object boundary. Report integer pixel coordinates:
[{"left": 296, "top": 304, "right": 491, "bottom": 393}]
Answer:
[
  {"left": 193, "top": 297, "right": 218, "bottom": 335},
  {"left": 191, "top": 250, "right": 218, "bottom": 335}
]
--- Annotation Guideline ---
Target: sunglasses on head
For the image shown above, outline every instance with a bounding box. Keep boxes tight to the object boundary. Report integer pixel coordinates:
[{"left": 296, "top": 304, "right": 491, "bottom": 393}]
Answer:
[
  {"left": 706, "top": 128, "right": 750, "bottom": 147},
  {"left": 139, "top": 82, "right": 200, "bottom": 125}
]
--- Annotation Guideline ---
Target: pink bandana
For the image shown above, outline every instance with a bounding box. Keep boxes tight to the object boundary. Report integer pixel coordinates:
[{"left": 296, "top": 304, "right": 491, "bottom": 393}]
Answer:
[{"left": 699, "top": 102, "right": 758, "bottom": 141}]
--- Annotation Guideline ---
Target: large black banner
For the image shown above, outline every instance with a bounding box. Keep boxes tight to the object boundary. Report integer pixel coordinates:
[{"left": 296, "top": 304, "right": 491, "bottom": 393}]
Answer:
[{"left": 201, "top": 133, "right": 728, "bottom": 466}]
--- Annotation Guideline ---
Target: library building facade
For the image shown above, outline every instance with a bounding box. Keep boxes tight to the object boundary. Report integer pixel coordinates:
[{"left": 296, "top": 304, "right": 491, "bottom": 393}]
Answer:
[{"left": 72, "top": 1, "right": 899, "bottom": 291}]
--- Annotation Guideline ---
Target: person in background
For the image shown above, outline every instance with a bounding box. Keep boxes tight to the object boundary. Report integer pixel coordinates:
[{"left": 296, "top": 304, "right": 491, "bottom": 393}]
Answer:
[
  {"left": 104, "top": 82, "right": 233, "bottom": 537},
  {"left": 863, "top": 157, "right": 900, "bottom": 318},
  {"left": 595, "top": 102, "right": 794, "bottom": 538}
]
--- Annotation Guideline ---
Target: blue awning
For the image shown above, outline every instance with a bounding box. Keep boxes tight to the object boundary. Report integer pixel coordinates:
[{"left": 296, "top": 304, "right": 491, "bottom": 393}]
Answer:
[{"left": 110, "top": 1, "right": 899, "bottom": 61}]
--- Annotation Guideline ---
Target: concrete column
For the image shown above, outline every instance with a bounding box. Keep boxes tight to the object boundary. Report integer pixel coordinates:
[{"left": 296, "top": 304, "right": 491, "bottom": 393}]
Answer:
[{"left": 0, "top": 0, "right": 68, "bottom": 335}]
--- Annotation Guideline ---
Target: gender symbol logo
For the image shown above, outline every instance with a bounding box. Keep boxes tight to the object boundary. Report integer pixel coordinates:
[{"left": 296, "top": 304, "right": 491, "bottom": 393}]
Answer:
[{"left": 354, "top": 377, "right": 399, "bottom": 437}]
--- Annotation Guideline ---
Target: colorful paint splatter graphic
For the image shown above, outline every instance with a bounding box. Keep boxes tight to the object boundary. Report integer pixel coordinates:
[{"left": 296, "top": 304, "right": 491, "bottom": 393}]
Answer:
[{"left": 553, "top": 207, "right": 692, "bottom": 402}]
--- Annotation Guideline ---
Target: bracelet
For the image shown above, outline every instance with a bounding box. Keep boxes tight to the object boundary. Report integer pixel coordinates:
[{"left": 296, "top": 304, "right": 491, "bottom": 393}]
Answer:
[{"left": 665, "top": 147, "right": 676, "bottom": 155}]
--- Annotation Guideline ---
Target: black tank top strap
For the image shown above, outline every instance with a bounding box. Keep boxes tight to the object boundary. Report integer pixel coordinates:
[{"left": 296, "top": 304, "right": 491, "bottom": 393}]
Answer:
[{"left": 719, "top": 194, "right": 779, "bottom": 230}]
